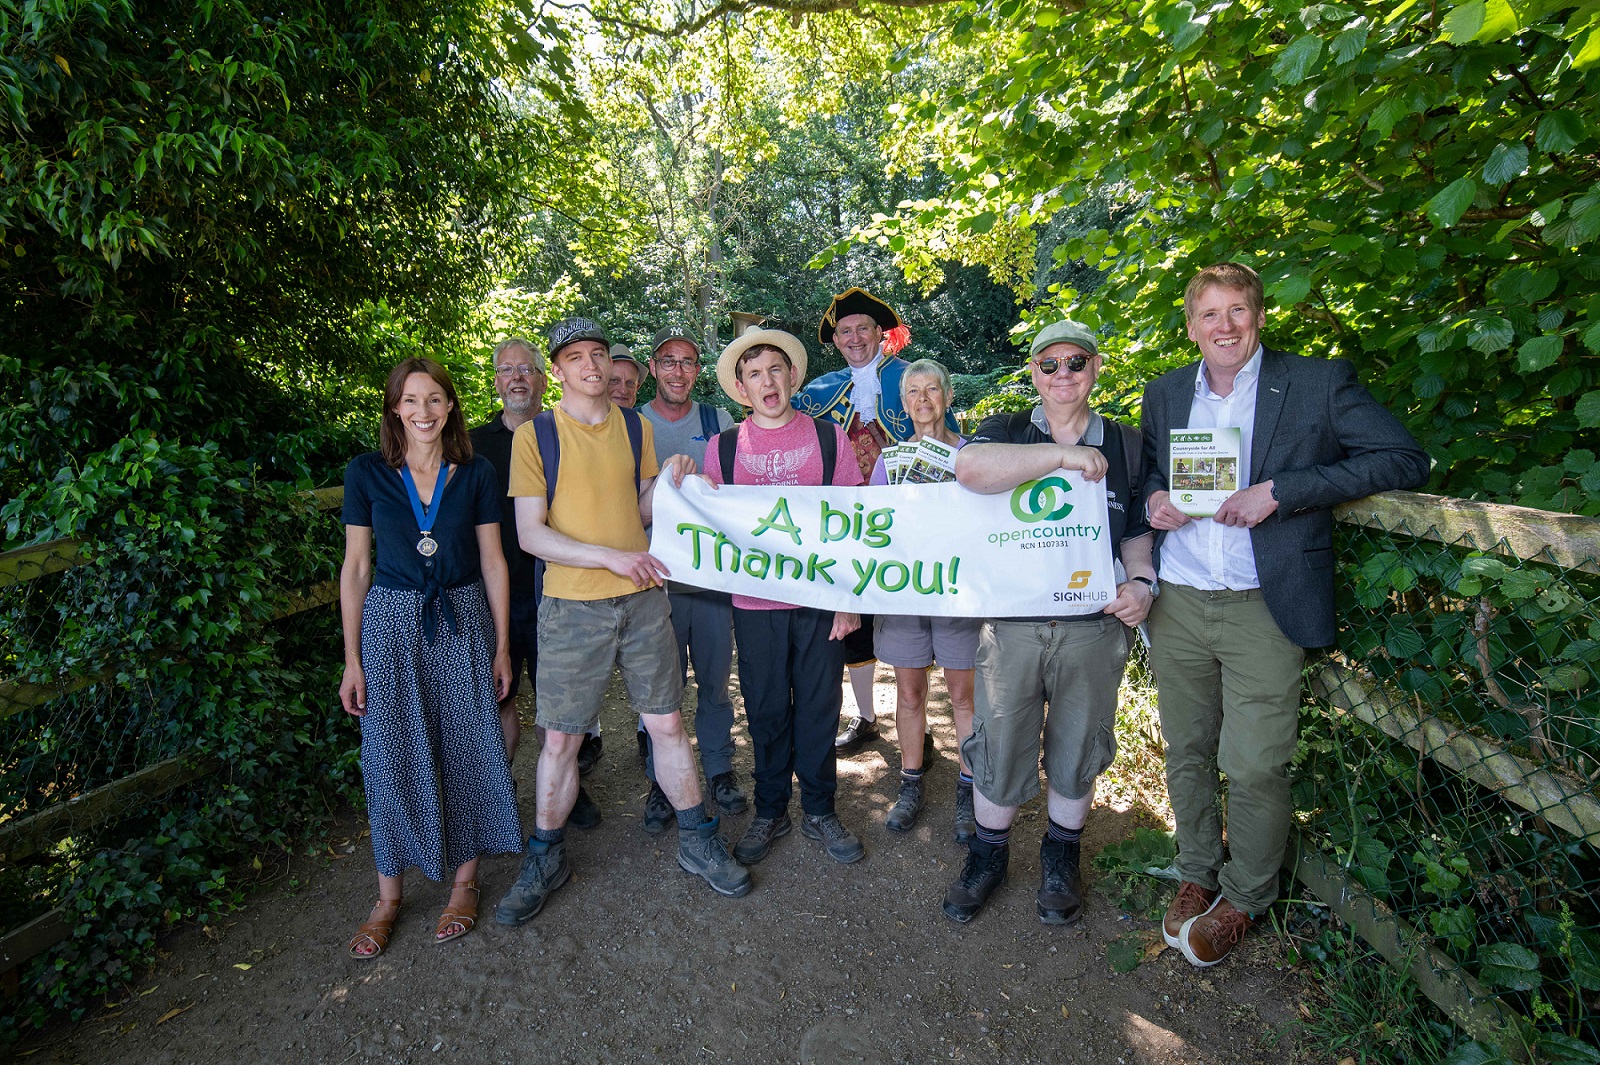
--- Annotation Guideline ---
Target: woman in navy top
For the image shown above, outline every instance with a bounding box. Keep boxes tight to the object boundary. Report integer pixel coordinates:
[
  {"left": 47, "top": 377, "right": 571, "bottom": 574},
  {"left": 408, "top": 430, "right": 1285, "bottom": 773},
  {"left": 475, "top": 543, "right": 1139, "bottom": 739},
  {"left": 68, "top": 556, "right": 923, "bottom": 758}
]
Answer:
[{"left": 339, "top": 357, "right": 522, "bottom": 958}]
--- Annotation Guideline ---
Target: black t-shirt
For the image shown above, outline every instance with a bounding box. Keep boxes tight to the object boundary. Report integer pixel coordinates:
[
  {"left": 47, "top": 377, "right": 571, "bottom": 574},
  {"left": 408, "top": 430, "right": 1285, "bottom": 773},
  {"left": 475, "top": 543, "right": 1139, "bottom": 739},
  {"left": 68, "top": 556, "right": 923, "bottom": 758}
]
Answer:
[
  {"left": 469, "top": 412, "right": 540, "bottom": 598},
  {"left": 968, "top": 408, "right": 1151, "bottom": 621},
  {"left": 341, "top": 451, "right": 500, "bottom": 591}
]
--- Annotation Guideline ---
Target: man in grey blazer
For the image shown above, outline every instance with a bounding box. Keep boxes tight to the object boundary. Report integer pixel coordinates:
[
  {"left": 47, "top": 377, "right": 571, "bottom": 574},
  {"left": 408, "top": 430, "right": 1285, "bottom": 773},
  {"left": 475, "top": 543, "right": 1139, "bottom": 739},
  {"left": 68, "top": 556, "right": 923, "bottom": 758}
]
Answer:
[{"left": 1141, "top": 262, "right": 1429, "bottom": 968}]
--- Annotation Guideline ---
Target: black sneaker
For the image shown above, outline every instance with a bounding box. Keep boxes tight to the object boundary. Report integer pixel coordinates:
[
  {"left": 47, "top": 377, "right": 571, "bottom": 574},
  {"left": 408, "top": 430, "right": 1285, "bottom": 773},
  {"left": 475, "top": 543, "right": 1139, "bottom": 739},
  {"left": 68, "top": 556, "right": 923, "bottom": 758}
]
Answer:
[
  {"left": 733, "top": 813, "right": 792, "bottom": 864},
  {"left": 1037, "top": 838, "right": 1083, "bottom": 926},
  {"left": 942, "top": 843, "right": 1008, "bottom": 923},
  {"left": 493, "top": 839, "right": 571, "bottom": 925},
  {"left": 801, "top": 812, "right": 865, "bottom": 864},
  {"left": 678, "top": 818, "right": 754, "bottom": 898},
  {"left": 885, "top": 777, "right": 924, "bottom": 833},
  {"left": 577, "top": 733, "right": 604, "bottom": 776},
  {"left": 569, "top": 785, "right": 602, "bottom": 829},
  {"left": 835, "top": 716, "right": 879, "bottom": 754},
  {"left": 922, "top": 730, "right": 936, "bottom": 765},
  {"left": 952, "top": 782, "right": 977, "bottom": 845},
  {"left": 642, "top": 781, "right": 672, "bottom": 835},
  {"left": 710, "top": 771, "right": 748, "bottom": 815}
]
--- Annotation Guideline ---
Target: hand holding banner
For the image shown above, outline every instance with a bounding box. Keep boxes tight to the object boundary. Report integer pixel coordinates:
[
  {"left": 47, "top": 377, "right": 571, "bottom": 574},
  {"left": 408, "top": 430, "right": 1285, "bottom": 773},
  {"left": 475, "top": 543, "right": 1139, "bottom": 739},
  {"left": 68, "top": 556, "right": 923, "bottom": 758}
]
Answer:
[{"left": 649, "top": 471, "right": 1116, "bottom": 618}]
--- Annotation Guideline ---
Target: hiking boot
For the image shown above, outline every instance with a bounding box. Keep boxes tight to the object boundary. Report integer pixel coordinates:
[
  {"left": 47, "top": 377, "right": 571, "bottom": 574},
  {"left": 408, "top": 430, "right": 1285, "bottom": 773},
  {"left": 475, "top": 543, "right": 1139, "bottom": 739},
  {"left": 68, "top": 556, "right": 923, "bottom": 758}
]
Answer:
[
  {"left": 569, "top": 785, "right": 602, "bottom": 829},
  {"left": 734, "top": 813, "right": 792, "bottom": 864},
  {"left": 710, "top": 771, "right": 748, "bottom": 815},
  {"left": 834, "top": 716, "right": 879, "bottom": 754},
  {"left": 801, "top": 812, "right": 865, "bottom": 864},
  {"left": 952, "top": 781, "right": 976, "bottom": 845},
  {"left": 493, "top": 839, "right": 571, "bottom": 926},
  {"left": 922, "top": 730, "right": 936, "bottom": 765},
  {"left": 1036, "top": 838, "right": 1083, "bottom": 926},
  {"left": 1163, "top": 880, "right": 1220, "bottom": 950},
  {"left": 642, "top": 781, "right": 672, "bottom": 835},
  {"left": 1180, "top": 897, "right": 1254, "bottom": 967},
  {"left": 942, "top": 843, "right": 1008, "bottom": 924},
  {"left": 576, "top": 733, "right": 604, "bottom": 776},
  {"left": 678, "top": 818, "right": 754, "bottom": 898},
  {"left": 885, "top": 777, "right": 924, "bottom": 833}
]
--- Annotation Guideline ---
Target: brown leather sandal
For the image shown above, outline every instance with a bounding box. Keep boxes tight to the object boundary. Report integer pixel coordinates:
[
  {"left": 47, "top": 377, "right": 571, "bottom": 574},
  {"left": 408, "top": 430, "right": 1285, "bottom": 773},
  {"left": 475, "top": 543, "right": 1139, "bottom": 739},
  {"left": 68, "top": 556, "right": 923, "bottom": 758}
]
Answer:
[
  {"left": 434, "top": 880, "right": 479, "bottom": 944},
  {"left": 348, "top": 898, "right": 400, "bottom": 959}
]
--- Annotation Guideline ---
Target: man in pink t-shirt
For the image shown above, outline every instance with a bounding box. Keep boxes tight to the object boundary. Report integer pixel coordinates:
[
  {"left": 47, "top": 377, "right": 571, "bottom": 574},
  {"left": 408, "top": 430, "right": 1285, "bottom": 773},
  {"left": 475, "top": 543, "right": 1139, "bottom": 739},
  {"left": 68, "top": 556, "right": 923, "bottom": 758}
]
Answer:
[{"left": 703, "top": 329, "right": 868, "bottom": 867}]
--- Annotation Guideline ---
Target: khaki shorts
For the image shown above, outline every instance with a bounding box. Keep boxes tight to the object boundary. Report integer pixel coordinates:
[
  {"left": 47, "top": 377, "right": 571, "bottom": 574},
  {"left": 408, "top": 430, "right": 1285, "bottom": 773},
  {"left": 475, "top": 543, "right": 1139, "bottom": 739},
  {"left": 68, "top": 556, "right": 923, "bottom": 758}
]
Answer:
[
  {"left": 535, "top": 588, "right": 683, "bottom": 734},
  {"left": 961, "top": 616, "right": 1129, "bottom": 806},
  {"left": 874, "top": 614, "right": 982, "bottom": 671}
]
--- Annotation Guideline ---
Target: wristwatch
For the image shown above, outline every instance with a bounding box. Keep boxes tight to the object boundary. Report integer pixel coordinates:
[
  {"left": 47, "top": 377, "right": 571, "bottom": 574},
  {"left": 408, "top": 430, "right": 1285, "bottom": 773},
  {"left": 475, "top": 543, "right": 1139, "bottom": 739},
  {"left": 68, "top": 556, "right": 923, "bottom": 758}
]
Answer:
[{"left": 1131, "top": 576, "right": 1160, "bottom": 599}]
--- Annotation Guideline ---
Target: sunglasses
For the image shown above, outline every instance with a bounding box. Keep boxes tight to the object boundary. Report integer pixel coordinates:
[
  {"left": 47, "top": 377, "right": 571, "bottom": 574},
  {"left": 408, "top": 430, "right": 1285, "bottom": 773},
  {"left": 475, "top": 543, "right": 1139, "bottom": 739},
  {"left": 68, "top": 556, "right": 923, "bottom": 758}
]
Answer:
[{"left": 1034, "top": 354, "right": 1092, "bottom": 375}]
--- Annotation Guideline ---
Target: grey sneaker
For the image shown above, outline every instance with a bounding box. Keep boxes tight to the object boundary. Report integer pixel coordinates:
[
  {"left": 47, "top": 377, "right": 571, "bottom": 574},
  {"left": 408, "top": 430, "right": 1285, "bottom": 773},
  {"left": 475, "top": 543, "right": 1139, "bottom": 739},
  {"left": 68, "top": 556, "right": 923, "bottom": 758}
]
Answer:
[
  {"left": 493, "top": 839, "right": 571, "bottom": 926},
  {"left": 733, "top": 813, "right": 792, "bottom": 864},
  {"left": 710, "top": 771, "right": 748, "bottom": 815},
  {"left": 678, "top": 818, "right": 753, "bottom": 897},
  {"left": 952, "top": 781, "right": 976, "bottom": 844},
  {"left": 801, "top": 812, "right": 865, "bottom": 864},
  {"left": 642, "top": 781, "right": 672, "bottom": 835},
  {"left": 885, "top": 777, "right": 924, "bottom": 833}
]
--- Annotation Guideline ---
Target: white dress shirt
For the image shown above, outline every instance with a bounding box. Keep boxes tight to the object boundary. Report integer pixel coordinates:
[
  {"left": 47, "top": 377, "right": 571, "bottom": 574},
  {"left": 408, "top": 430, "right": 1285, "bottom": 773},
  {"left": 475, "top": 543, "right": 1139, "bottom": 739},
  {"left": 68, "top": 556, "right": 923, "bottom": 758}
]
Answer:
[{"left": 1158, "top": 345, "right": 1265, "bottom": 591}]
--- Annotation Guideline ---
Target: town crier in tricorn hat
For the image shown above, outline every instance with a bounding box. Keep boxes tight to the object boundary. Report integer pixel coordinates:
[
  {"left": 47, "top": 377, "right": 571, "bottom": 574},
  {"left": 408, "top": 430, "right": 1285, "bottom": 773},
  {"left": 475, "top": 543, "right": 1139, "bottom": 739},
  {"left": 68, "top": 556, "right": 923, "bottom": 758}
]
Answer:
[
  {"left": 794, "top": 286, "right": 954, "bottom": 481},
  {"left": 794, "top": 286, "right": 961, "bottom": 759}
]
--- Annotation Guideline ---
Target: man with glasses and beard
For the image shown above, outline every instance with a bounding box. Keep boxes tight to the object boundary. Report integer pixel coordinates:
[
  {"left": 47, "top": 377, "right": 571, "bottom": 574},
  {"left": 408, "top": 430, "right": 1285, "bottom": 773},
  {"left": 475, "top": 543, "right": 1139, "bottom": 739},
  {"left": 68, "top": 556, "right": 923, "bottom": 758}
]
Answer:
[{"left": 635, "top": 326, "right": 746, "bottom": 829}]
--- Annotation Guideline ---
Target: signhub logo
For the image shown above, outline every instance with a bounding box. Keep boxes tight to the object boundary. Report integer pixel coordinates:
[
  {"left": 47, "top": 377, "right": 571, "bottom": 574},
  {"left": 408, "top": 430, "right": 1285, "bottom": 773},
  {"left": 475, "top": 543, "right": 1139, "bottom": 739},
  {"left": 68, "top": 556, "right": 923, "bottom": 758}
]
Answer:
[{"left": 1009, "top": 475, "right": 1074, "bottom": 522}]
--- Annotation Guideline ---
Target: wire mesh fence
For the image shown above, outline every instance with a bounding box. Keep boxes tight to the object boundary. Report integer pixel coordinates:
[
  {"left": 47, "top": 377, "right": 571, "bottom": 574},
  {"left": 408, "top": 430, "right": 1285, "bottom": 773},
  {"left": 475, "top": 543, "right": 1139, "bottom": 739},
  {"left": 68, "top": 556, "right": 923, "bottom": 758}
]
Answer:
[
  {"left": 0, "top": 485, "right": 350, "bottom": 1000},
  {"left": 1294, "top": 506, "right": 1600, "bottom": 1052}
]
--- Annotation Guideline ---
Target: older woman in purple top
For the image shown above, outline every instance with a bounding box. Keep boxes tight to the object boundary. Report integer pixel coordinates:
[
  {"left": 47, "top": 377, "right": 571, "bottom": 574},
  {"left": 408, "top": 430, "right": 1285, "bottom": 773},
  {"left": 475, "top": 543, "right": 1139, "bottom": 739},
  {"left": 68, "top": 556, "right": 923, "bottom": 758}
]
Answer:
[{"left": 868, "top": 359, "right": 980, "bottom": 841}]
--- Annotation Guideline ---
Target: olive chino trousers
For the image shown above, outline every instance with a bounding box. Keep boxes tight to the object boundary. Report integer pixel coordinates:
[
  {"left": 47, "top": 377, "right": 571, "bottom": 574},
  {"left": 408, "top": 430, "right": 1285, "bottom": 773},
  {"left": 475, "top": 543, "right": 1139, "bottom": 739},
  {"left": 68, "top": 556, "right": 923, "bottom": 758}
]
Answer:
[{"left": 1147, "top": 583, "right": 1305, "bottom": 917}]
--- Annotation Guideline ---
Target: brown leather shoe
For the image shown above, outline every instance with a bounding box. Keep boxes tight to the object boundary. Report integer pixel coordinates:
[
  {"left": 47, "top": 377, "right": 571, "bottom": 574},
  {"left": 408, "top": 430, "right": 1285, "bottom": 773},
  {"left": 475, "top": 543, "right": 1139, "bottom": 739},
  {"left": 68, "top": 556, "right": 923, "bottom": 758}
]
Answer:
[
  {"left": 1179, "top": 897, "right": 1254, "bottom": 967},
  {"left": 1162, "top": 880, "right": 1220, "bottom": 949}
]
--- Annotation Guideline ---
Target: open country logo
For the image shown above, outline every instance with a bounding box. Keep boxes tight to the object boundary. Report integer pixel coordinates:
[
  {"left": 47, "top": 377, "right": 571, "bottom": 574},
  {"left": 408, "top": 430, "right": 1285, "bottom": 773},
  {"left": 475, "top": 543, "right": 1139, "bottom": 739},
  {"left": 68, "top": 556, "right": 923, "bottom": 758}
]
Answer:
[{"left": 1010, "top": 475, "right": 1074, "bottom": 522}]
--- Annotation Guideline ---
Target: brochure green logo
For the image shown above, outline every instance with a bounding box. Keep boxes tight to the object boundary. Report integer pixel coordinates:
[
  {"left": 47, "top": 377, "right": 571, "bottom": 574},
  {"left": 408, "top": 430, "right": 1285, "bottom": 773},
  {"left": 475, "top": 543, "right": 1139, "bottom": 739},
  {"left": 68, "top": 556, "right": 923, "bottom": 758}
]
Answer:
[{"left": 1010, "top": 476, "right": 1074, "bottom": 522}]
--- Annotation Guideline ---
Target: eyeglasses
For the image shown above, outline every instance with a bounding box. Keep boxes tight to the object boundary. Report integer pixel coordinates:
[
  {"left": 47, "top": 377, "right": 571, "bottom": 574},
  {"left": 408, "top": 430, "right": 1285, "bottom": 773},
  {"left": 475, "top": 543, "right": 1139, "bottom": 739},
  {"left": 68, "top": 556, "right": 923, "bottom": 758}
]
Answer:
[
  {"left": 652, "top": 357, "right": 700, "bottom": 373},
  {"left": 495, "top": 364, "right": 543, "bottom": 378},
  {"left": 1034, "top": 354, "right": 1092, "bottom": 375}
]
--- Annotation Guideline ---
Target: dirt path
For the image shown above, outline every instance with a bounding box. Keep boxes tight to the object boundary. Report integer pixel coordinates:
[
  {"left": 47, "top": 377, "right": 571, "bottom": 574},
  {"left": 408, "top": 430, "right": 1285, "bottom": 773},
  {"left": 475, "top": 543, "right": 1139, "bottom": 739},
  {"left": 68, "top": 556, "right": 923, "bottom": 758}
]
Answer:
[{"left": 22, "top": 667, "right": 1312, "bottom": 1065}]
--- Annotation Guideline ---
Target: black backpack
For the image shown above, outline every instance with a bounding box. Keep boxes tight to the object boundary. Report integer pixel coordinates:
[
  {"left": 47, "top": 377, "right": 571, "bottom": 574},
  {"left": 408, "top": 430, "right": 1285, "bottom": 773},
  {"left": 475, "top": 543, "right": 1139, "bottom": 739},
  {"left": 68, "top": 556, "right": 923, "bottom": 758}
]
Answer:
[{"left": 718, "top": 416, "right": 837, "bottom": 485}]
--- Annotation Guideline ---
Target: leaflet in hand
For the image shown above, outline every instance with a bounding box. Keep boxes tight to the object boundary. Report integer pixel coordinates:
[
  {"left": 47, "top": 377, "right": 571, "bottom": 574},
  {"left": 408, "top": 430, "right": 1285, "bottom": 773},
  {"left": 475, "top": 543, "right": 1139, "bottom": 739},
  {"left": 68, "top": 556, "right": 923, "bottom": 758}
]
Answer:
[
  {"left": 903, "top": 437, "right": 959, "bottom": 484},
  {"left": 1169, "top": 427, "right": 1241, "bottom": 517}
]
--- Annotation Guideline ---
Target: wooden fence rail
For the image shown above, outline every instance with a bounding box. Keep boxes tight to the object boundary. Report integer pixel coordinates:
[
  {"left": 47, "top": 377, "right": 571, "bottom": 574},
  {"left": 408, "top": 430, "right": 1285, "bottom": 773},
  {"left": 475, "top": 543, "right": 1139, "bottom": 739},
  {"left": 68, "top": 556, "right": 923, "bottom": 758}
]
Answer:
[{"left": 1, "top": 487, "right": 1597, "bottom": 1055}]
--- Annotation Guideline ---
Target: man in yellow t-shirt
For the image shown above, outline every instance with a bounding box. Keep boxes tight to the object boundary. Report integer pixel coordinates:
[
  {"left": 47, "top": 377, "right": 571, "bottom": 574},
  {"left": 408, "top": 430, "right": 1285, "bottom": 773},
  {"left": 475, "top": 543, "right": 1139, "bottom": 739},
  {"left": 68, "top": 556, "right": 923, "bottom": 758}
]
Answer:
[{"left": 493, "top": 317, "right": 752, "bottom": 925}]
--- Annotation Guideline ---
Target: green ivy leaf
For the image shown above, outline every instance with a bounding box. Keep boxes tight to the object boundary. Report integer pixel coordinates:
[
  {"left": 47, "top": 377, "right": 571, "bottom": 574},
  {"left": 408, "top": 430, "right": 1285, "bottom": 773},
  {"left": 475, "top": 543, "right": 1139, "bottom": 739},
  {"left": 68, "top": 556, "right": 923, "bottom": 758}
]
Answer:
[
  {"left": 1425, "top": 177, "right": 1477, "bottom": 228},
  {"left": 1517, "top": 334, "right": 1564, "bottom": 372},
  {"left": 1270, "top": 35, "right": 1324, "bottom": 86},
  {"left": 1481, "top": 142, "right": 1529, "bottom": 185}
]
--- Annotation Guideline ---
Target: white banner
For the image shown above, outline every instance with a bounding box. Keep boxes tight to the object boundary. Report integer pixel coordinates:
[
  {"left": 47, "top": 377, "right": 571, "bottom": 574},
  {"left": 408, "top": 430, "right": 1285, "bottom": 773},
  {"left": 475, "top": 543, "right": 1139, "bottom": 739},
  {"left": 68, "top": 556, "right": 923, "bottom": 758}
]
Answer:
[{"left": 649, "top": 472, "right": 1115, "bottom": 618}]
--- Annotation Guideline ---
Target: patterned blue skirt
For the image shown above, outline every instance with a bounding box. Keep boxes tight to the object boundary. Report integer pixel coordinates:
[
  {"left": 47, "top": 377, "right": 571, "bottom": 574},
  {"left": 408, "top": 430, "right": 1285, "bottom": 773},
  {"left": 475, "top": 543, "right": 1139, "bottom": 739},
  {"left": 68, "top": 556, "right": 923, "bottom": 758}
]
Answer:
[{"left": 359, "top": 582, "right": 522, "bottom": 880}]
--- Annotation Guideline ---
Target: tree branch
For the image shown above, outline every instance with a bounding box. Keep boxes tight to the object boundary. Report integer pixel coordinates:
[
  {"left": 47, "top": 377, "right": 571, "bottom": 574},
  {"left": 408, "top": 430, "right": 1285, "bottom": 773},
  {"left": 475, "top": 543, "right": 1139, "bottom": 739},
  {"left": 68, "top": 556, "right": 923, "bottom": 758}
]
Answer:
[{"left": 552, "top": 0, "right": 1023, "bottom": 39}]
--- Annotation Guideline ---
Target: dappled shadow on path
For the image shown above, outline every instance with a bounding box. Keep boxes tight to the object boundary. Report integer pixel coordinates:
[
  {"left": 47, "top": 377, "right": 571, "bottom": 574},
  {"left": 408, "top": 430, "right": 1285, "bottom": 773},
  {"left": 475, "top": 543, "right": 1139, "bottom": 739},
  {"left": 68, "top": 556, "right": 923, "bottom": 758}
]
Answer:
[{"left": 20, "top": 665, "right": 1309, "bottom": 1065}]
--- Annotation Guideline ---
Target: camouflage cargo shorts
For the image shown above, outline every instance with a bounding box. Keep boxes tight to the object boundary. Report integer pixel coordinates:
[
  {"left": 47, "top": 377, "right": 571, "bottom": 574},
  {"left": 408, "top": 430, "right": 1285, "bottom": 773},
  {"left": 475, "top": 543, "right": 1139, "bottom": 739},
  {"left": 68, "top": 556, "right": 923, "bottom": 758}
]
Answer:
[{"left": 535, "top": 587, "right": 683, "bottom": 734}]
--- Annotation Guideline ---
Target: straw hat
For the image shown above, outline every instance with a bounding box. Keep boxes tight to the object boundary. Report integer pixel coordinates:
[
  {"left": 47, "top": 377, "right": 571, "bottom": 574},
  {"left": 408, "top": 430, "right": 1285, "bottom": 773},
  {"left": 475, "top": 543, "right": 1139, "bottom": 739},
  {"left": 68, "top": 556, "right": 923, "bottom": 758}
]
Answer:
[{"left": 716, "top": 328, "right": 809, "bottom": 407}]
